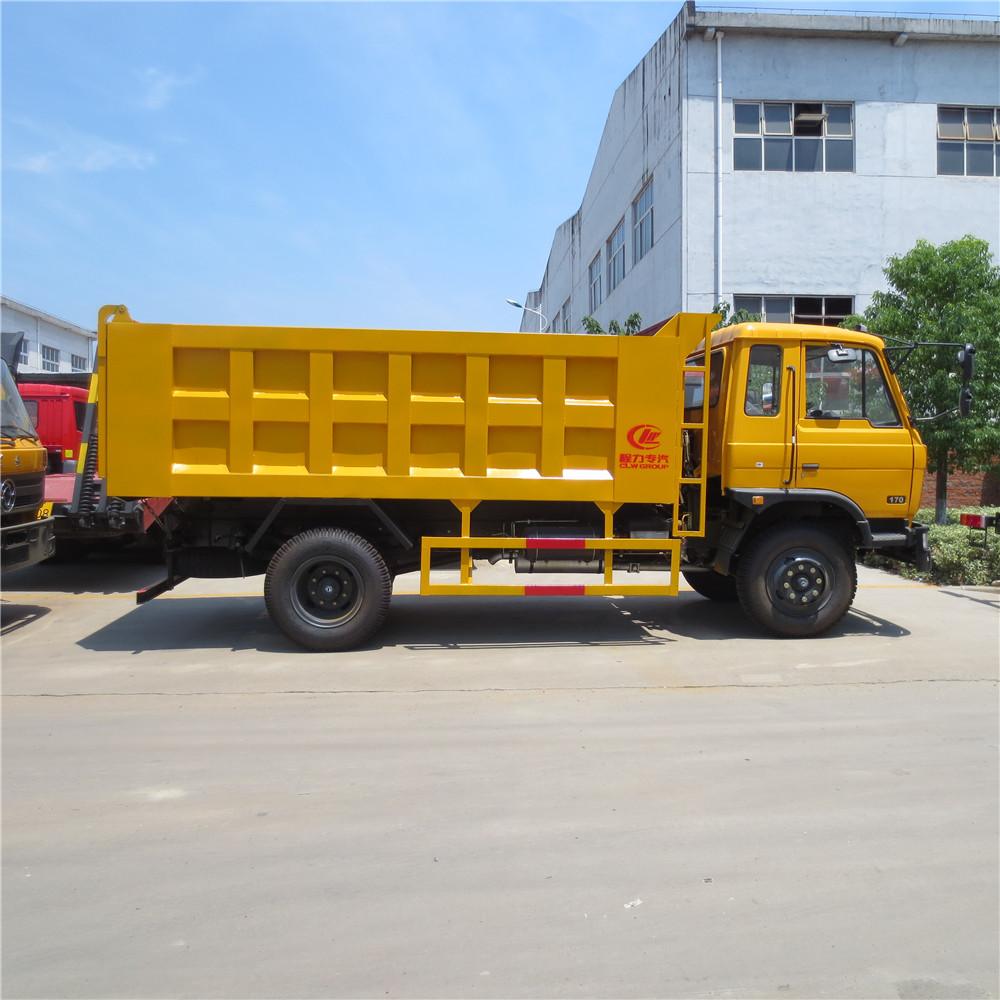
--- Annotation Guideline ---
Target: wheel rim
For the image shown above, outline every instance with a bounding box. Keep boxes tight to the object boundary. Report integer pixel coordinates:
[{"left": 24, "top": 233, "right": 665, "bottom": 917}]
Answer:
[
  {"left": 765, "top": 548, "right": 835, "bottom": 617},
  {"left": 289, "top": 557, "right": 365, "bottom": 629}
]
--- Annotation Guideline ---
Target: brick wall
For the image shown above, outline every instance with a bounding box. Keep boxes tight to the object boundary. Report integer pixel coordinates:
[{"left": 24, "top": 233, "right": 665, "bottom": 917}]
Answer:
[{"left": 919, "top": 464, "right": 1000, "bottom": 509}]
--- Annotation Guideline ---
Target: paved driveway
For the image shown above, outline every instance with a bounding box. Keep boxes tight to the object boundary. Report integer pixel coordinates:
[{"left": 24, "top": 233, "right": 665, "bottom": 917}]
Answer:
[{"left": 2, "top": 561, "right": 998, "bottom": 999}]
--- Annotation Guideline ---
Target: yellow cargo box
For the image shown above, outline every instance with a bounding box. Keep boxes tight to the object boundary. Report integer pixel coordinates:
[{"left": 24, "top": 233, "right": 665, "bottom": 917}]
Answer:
[{"left": 98, "top": 306, "right": 715, "bottom": 507}]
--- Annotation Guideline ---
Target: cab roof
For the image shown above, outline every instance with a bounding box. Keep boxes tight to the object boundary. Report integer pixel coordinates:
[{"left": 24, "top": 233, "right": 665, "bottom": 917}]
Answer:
[{"left": 698, "top": 321, "right": 886, "bottom": 353}]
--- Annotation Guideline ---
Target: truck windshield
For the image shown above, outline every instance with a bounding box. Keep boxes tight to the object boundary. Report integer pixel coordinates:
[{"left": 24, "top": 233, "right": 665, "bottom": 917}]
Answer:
[
  {"left": 805, "top": 346, "right": 901, "bottom": 426},
  {"left": 1, "top": 361, "right": 40, "bottom": 440}
]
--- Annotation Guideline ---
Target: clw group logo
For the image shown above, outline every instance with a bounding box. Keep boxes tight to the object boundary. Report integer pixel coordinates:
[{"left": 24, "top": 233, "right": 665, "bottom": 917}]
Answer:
[{"left": 626, "top": 424, "right": 661, "bottom": 450}]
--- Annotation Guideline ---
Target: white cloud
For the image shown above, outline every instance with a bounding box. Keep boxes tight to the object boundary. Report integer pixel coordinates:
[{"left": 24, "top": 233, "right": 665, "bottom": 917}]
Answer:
[
  {"left": 138, "top": 67, "right": 197, "bottom": 111},
  {"left": 7, "top": 126, "right": 155, "bottom": 174}
]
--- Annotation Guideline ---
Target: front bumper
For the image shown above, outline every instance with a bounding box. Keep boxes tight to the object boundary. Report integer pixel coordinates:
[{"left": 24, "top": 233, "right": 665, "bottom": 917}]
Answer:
[
  {"left": 1, "top": 516, "right": 56, "bottom": 573},
  {"left": 868, "top": 523, "right": 931, "bottom": 572}
]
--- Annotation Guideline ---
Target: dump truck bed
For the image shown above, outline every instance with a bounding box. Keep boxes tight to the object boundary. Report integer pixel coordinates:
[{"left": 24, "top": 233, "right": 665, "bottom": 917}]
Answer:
[{"left": 98, "top": 306, "right": 714, "bottom": 506}]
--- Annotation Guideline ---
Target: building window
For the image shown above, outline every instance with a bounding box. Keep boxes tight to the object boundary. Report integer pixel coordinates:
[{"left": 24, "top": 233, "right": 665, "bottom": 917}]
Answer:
[
  {"left": 588, "top": 253, "right": 602, "bottom": 313},
  {"left": 632, "top": 181, "right": 653, "bottom": 263},
  {"left": 607, "top": 219, "right": 626, "bottom": 293},
  {"left": 18, "top": 340, "right": 28, "bottom": 366},
  {"left": 734, "top": 101, "right": 854, "bottom": 173},
  {"left": 561, "top": 299, "right": 571, "bottom": 333},
  {"left": 734, "top": 295, "right": 854, "bottom": 327},
  {"left": 41, "top": 345, "right": 60, "bottom": 372},
  {"left": 938, "top": 106, "right": 999, "bottom": 177},
  {"left": 71, "top": 354, "right": 88, "bottom": 372}
]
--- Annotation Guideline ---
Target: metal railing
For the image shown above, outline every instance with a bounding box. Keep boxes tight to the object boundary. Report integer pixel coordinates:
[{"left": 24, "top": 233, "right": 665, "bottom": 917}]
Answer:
[{"left": 695, "top": 4, "right": 999, "bottom": 21}]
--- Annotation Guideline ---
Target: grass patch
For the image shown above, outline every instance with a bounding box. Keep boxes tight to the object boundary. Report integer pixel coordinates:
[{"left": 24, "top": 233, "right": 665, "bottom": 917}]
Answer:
[{"left": 863, "top": 506, "right": 1000, "bottom": 586}]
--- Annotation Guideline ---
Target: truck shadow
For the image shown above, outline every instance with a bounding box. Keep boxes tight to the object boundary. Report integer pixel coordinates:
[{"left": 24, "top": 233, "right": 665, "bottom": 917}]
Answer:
[
  {"left": 75, "top": 593, "right": 909, "bottom": 654},
  {"left": 4, "top": 552, "right": 163, "bottom": 596}
]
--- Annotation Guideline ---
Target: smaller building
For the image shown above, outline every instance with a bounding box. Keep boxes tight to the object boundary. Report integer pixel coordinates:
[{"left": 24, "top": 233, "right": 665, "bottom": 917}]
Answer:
[{"left": 1, "top": 297, "right": 96, "bottom": 375}]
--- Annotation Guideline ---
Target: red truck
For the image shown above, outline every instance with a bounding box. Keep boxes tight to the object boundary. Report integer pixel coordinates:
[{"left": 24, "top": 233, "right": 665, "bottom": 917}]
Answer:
[
  {"left": 18, "top": 381, "right": 88, "bottom": 473},
  {"left": 16, "top": 372, "right": 166, "bottom": 553}
]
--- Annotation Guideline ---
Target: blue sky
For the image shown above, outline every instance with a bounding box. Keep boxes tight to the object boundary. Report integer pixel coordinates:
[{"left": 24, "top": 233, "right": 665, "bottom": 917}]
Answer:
[{"left": 2, "top": 1, "right": 997, "bottom": 333}]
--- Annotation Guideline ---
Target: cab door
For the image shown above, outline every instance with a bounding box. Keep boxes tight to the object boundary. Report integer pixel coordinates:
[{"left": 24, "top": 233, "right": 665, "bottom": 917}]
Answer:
[
  {"left": 795, "top": 343, "right": 914, "bottom": 519},
  {"left": 724, "top": 341, "right": 797, "bottom": 490}
]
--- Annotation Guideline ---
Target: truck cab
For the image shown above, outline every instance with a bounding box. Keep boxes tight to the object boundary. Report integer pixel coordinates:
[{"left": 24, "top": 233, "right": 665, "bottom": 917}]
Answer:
[
  {"left": 681, "top": 323, "right": 930, "bottom": 625},
  {"left": 1, "top": 360, "right": 56, "bottom": 571},
  {"left": 18, "top": 381, "right": 88, "bottom": 473}
]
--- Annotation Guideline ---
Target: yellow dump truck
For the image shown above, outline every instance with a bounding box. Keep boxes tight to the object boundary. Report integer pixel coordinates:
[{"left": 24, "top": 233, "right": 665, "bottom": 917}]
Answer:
[
  {"left": 96, "top": 304, "right": 940, "bottom": 649},
  {"left": 1, "top": 358, "right": 56, "bottom": 572}
]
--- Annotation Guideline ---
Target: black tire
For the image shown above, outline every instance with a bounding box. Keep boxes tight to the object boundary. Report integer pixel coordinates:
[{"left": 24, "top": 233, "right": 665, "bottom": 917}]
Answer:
[
  {"left": 264, "top": 528, "right": 391, "bottom": 651},
  {"left": 682, "top": 569, "right": 738, "bottom": 602},
  {"left": 736, "top": 523, "right": 857, "bottom": 638}
]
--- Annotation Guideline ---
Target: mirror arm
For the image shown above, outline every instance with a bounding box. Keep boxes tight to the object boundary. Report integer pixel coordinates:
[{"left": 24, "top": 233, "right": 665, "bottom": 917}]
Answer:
[{"left": 914, "top": 407, "right": 960, "bottom": 423}]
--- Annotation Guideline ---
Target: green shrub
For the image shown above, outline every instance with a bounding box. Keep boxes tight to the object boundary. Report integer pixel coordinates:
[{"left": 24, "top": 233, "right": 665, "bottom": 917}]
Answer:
[{"left": 864, "top": 506, "right": 1000, "bottom": 586}]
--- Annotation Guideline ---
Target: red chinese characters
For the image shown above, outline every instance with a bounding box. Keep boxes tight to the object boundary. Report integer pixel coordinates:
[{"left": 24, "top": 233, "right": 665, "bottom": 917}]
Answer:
[{"left": 618, "top": 452, "right": 670, "bottom": 470}]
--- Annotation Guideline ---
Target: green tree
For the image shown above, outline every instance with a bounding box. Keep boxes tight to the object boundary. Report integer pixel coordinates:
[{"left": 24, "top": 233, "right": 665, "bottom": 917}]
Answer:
[
  {"left": 850, "top": 236, "right": 1000, "bottom": 524},
  {"left": 581, "top": 312, "right": 642, "bottom": 335},
  {"left": 712, "top": 300, "right": 761, "bottom": 330}
]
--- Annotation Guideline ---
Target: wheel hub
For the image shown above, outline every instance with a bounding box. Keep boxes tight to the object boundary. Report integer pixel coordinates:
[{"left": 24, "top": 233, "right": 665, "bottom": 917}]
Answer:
[
  {"left": 769, "top": 555, "right": 830, "bottom": 614},
  {"left": 292, "top": 558, "right": 364, "bottom": 627}
]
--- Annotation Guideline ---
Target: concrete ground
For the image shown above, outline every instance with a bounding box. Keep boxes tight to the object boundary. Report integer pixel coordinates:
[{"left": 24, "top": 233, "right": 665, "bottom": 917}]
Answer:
[{"left": 2, "top": 558, "right": 998, "bottom": 1000}]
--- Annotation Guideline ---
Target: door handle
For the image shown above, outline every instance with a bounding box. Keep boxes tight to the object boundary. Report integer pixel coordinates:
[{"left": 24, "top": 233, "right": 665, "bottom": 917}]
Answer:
[{"left": 802, "top": 463, "right": 820, "bottom": 471}]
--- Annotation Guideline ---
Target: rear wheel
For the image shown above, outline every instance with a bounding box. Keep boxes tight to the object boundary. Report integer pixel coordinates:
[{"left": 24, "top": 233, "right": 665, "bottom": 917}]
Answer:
[
  {"left": 682, "top": 568, "right": 738, "bottom": 602},
  {"left": 265, "top": 528, "right": 391, "bottom": 651},
  {"left": 736, "top": 523, "right": 856, "bottom": 637}
]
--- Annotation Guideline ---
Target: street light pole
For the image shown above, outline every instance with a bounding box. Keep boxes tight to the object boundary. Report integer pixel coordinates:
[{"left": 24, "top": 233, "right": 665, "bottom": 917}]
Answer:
[{"left": 505, "top": 298, "right": 548, "bottom": 333}]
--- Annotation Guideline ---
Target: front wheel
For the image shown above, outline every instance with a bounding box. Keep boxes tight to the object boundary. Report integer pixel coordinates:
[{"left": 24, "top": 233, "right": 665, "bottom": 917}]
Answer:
[
  {"left": 264, "top": 528, "right": 391, "bottom": 651},
  {"left": 736, "top": 524, "right": 857, "bottom": 638}
]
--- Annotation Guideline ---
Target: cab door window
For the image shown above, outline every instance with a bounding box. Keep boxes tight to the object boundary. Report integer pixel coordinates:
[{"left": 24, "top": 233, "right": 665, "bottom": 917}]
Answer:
[
  {"left": 684, "top": 349, "right": 725, "bottom": 411},
  {"left": 805, "top": 346, "right": 900, "bottom": 426},
  {"left": 744, "top": 345, "right": 782, "bottom": 415}
]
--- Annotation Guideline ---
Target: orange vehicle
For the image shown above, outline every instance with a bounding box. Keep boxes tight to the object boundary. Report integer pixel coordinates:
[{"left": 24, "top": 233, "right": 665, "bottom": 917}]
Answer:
[
  {"left": 1, "top": 359, "right": 55, "bottom": 572},
  {"left": 89, "top": 305, "right": 976, "bottom": 650}
]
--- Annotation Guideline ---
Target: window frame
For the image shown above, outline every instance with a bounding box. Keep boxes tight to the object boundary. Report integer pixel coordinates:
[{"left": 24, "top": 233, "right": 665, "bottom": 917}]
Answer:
[
  {"left": 803, "top": 344, "right": 901, "bottom": 427},
  {"left": 733, "top": 100, "right": 855, "bottom": 173},
  {"left": 41, "top": 344, "right": 60, "bottom": 373},
  {"left": 684, "top": 348, "right": 727, "bottom": 412},
  {"left": 632, "top": 180, "right": 653, "bottom": 264},
  {"left": 937, "top": 106, "right": 1000, "bottom": 177},
  {"left": 744, "top": 344, "right": 783, "bottom": 417},
  {"left": 607, "top": 218, "right": 626, "bottom": 294},
  {"left": 588, "top": 253, "right": 602, "bottom": 313},
  {"left": 71, "top": 353, "right": 88, "bottom": 372},
  {"left": 733, "top": 294, "right": 854, "bottom": 327}
]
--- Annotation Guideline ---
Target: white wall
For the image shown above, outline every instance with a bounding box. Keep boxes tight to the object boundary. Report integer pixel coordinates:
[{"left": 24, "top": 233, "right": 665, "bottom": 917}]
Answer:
[
  {"left": 1, "top": 300, "right": 96, "bottom": 374},
  {"left": 523, "top": 9, "right": 1000, "bottom": 328},
  {"left": 525, "top": 14, "right": 688, "bottom": 332},
  {"left": 684, "top": 31, "right": 1000, "bottom": 314}
]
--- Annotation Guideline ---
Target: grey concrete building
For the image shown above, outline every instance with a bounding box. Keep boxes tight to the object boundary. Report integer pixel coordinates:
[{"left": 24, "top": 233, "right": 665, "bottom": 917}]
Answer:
[
  {"left": 1, "top": 297, "right": 96, "bottom": 375},
  {"left": 517, "top": 3, "right": 1000, "bottom": 333}
]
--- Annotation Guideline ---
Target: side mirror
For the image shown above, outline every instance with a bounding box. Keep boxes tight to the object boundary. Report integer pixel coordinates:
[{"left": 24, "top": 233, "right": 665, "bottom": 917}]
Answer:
[
  {"left": 826, "top": 346, "right": 859, "bottom": 364},
  {"left": 959, "top": 386, "right": 973, "bottom": 418},
  {"left": 957, "top": 344, "right": 976, "bottom": 384}
]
